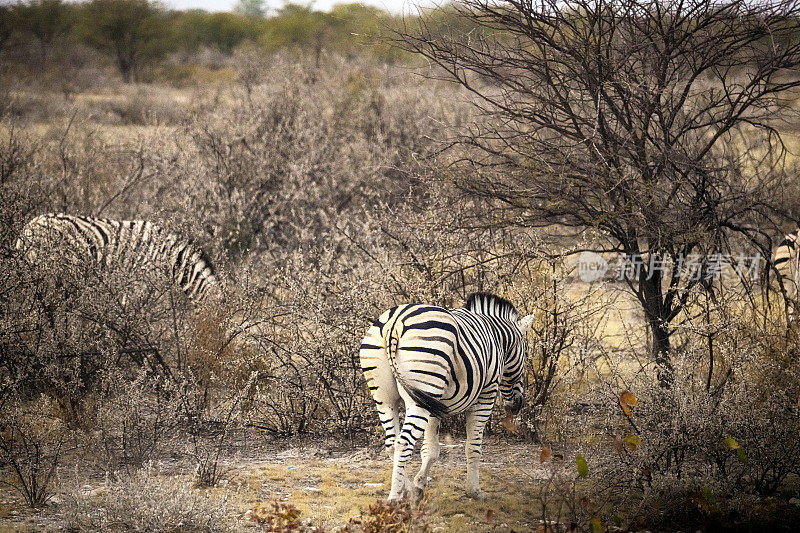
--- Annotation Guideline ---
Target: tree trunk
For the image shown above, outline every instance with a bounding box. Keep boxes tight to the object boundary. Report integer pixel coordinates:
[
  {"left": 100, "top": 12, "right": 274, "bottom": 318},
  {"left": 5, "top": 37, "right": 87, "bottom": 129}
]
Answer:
[
  {"left": 650, "top": 320, "right": 674, "bottom": 388},
  {"left": 118, "top": 54, "right": 134, "bottom": 83},
  {"left": 640, "top": 267, "right": 674, "bottom": 388}
]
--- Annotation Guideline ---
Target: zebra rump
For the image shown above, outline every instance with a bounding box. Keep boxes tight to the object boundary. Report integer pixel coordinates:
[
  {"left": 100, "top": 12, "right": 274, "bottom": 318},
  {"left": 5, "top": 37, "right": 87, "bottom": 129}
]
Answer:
[
  {"left": 384, "top": 293, "right": 524, "bottom": 418},
  {"left": 16, "top": 213, "right": 218, "bottom": 301},
  {"left": 388, "top": 323, "right": 450, "bottom": 418}
]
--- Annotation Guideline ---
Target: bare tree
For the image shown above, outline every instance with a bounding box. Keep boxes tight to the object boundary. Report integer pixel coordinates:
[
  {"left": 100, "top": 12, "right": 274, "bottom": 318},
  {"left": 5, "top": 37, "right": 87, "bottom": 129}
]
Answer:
[{"left": 402, "top": 0, "right": 800, "bottom": 386}]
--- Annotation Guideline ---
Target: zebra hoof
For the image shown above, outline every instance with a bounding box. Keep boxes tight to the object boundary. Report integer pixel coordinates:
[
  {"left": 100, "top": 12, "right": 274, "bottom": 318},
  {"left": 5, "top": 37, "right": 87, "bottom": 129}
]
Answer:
[
  {"left": 412, "top": 486, "right": 424, "bottom": 503},
  {"left": 467, "top": 488, "right": 486, "bottom": 500},
  {"left": 387, "top": 491, "right": 404, "bottom": 501}
]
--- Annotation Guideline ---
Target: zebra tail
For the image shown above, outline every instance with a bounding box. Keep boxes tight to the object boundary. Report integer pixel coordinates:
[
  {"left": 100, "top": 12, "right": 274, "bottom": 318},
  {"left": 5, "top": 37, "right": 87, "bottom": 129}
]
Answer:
[
  {"left": 387, "top": 320, "right": 448, "bottom": 418},
  {"left": 398, "top": 383, "right": 449, "bottom": 418}
]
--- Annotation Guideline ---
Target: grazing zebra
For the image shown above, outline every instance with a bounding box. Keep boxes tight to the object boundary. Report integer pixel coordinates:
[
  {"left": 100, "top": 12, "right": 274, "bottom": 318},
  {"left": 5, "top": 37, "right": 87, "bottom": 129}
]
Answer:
[
  {"left": 15, "top": 213, "right": 219, "bottom": 301},
  {"left": 360, "top": 293, "right": 535, "bottom": 501},
  {"left": 773, "top": 228, "right": 800, "bottom": 316}
]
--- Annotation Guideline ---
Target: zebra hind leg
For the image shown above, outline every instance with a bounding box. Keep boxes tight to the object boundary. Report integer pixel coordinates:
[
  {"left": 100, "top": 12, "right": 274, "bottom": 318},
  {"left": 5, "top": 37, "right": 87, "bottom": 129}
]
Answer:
[
  {"left": 359, "top": 324, "right": 401, "bottom": 455},
  {"left": 388, "top": 404, "right": 430, "bottom": 500},
  {"left": 464, "top": 389, "right": 497, "bottom": 500},
  {"left": 379, "top": 400, "right": 401, "bottom": 458},
  {"left": 412, "top": 416, "right": 440, "bottom": 501}
]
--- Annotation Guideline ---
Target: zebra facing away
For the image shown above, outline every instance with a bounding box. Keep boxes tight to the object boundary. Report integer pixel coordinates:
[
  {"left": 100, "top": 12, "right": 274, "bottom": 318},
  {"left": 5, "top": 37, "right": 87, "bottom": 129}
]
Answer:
[
  {"left": 360, "top": 293, "right": 535, "bottom": 501},
  {"left": 16, "top": 213, "right": 219, "bottom": 302},
  {"left": 774, "top": 229, "right": 800, "bottom": 305},
  {"left": 771, "top": 228, "right": 800, "bottom": 321}
]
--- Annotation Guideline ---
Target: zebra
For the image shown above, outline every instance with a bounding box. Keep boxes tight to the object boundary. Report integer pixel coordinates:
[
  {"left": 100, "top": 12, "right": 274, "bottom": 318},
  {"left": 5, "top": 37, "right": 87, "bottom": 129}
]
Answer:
[
  {"left": 773, "top": 228, "right": 800, "bottom": 317},
  {"left": 360, "top": 293, "right": 535, "bottom": 501},
  {"left": 15, "top": 213, "right": 219, "bottom": 302}
]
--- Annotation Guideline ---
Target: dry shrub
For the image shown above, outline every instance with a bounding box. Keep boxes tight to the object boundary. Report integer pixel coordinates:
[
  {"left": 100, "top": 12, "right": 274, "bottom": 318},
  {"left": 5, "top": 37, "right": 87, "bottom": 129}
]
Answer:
[
  {"left": 345, "top": 499, "right": 432, "bottom": 533},
  {"left": 187, "top": 371, "right": 257, "bottom": 487},
  {"left": 62, "top": 466, "right": 231, "bottom": 532},
  {"left": 94, "top": 88, "right": 192, "bottom": 127},
  {"left": 185, "top": 308, "right": 236, "bottom": 394},
  {"left": 247, "top": 500, "right": 322, "bottom": 532},
  {"left": 547, "top": 307, "right": 800, "bottom": 531},
  {"left": 0, "top": 394, "right": 73, "bottom": 508},
  {"left": 90, "top": 370, "right": 185, "bottom": 474}
]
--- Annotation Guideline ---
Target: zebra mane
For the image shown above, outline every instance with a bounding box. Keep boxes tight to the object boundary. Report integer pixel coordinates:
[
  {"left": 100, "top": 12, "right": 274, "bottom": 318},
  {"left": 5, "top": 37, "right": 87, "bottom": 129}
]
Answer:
[
  {"left": 464, "top": 292, "right": 519, "bottom": 321},
  {"left": 782, "top": 229, "right": 800, "bottom": 248}
]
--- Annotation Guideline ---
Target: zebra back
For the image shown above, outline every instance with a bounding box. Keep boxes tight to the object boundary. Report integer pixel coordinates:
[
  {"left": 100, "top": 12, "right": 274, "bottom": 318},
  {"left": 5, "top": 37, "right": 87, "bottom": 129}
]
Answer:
[
  {"left": 461, "top": 293, "right": 528, "bottom": 405},
  {"left": 16, "top": 213, "right": 219, "bottom": 302}
]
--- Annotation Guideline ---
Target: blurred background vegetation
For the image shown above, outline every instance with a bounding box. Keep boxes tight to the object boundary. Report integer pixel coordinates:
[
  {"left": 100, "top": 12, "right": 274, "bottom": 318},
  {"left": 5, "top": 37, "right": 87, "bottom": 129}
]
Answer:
[{"left": 0, "top": 0, "right": 438, "bottom": 85}]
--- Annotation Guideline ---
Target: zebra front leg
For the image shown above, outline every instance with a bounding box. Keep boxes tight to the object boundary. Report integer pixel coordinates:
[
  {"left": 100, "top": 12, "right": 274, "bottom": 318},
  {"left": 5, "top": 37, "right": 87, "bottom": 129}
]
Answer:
[
  {"left": 413, "top": 416, "right": 440, "bottom": 500},
  {"left": 388, "top": 404, "right": 429, "bottom": 500},
  {"left": 464, "top": 389, "right": 497, "bottom": 500}
]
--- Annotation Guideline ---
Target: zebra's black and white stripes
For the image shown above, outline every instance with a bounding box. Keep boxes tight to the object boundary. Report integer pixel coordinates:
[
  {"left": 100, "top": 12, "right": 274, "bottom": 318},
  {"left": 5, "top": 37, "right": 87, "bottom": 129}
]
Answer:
[
  {"left": 773, "top": 229, "right": 800, "bottom": 307},
  {"left": 16, "top": 213, "right": 219, "bottom": 301},
  {"left": 360, "top": 293, "right": 534, "bottom": 500}
]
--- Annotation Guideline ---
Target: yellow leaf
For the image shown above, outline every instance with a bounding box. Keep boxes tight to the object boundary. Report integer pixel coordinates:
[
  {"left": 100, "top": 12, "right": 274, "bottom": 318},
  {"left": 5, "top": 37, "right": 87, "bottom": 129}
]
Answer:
[
  {"left": 723, "top": 437, "right": 740, "bottom": 450},
  {"left": 620, "top": 391, "right": 638, "bottom": 407},
  {"left": 619, "top": 401, "right": 632, "bottom": 416},
  {"left": 590, "top": 516, "right": 606, "bottom": 533},
  {"left": 576, "top": 455, "right": 588, "bottom": 478},
  {"left": 624, "top": 435, "right": 642, "bottom": 448},
  {"left": 540, "top": 446, "right": 552, "bottom": 463},
  {"left": 736, "top": 448, "right": 748, "bottom": 464}
]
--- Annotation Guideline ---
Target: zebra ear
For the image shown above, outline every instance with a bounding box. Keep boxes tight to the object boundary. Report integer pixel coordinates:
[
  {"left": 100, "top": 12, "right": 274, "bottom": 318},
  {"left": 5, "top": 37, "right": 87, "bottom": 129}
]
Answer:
[{"left": 516, "top": 312, "right": 536, "bottom": 334}]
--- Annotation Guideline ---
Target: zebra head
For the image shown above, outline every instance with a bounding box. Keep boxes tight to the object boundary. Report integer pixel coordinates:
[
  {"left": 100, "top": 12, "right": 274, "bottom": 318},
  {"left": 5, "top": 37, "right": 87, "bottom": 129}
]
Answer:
[
  {"left": 465, "top": 293, "right": 534, "bottom": 415},
  {"left": 503, "top": 311, "right": 535, "bottom": 414}
]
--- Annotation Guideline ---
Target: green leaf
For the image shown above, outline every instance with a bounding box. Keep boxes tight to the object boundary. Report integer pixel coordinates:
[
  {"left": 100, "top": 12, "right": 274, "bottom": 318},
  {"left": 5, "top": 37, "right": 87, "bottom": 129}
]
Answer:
[
  {"left": 590, "top": 516, "right": 606, "bottom": 533},
  {"left": 576, "top": 455, "right": 588, "bottom": 478},
  {"left": 736, "top": 447, "right": 748, "bottom": 464},
  {"left": 701, "top": 485, "right": 717, "bottom": 510}
]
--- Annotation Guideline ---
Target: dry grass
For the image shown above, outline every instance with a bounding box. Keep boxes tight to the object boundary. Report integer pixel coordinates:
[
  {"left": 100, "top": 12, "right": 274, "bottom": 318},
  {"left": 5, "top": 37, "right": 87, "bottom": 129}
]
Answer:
[{"left": 0, "top": 440, "right": 557, "bottom": 532}]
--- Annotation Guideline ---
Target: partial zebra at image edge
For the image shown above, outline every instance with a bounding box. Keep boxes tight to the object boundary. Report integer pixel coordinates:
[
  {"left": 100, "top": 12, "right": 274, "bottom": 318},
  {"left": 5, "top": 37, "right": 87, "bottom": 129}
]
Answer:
[{"left": 14, "top": 212, "right": 221, "bottom": 303}]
